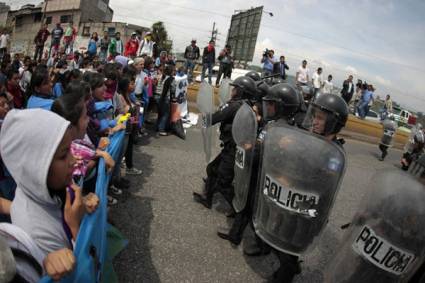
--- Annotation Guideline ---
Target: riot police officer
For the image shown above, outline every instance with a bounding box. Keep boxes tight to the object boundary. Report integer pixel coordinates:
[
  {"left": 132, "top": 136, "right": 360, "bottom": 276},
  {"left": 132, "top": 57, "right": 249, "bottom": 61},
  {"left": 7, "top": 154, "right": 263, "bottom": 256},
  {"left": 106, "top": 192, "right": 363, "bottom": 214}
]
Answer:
[
  {"left": 379, "top": 117, "right": 397, "bottom": 161},
  {"left": 193, "top": 76, "right": 257, "bottom": 209},
  {"left": 216, "top": 83, "right": 300, "bottom": 246},
  {"left": 324, "top": 167, "right": 425, "bottom": 282},
  {"left": 245, "top": 71, "right": 261, "bottom": 82},
  {"left": 254, "top": 93, "right": 349, "bottom": 283},
  {"left": 401, "top": 126, "right": 424, "bottom": 170}
]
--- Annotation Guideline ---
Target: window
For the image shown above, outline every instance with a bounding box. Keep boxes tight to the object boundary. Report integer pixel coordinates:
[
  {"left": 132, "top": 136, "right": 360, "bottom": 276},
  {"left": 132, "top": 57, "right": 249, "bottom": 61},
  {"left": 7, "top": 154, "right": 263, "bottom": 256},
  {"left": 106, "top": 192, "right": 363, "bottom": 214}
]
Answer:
[
  {"left": 33, "top": 13, "right": 42, "bottom": 22},
  {"left": 82, "top": 26, "right": 90, "bottom": 36},
  {"left": 107, "top": 27, "right": 116, "bottom": 37},
  {"left": 60, "top": 15, "right": 72, "bottom": 23},
  {"left": 45, "top": 16, "right": 52, "bottom": 24},
  {"left": 15, "top": 16, "right": 23, "bottom": 27}
]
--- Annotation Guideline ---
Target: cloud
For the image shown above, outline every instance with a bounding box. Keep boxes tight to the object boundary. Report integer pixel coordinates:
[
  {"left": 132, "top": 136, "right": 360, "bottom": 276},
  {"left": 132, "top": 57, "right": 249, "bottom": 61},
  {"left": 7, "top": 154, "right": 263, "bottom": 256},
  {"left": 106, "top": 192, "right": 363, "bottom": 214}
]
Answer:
[
  {"left": 375, "top": 75, "right": 391, "bottom": 86},
  {"left": 344, "top": 65, "right": 358, "bottom": 75}
]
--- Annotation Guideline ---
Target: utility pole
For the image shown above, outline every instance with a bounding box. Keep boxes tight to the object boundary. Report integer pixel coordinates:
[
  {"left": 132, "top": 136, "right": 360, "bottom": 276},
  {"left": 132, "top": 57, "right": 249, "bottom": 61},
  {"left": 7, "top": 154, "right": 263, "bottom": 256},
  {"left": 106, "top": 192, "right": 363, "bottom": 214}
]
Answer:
[{"left": 210, "top": 22, "right": 218, "bottom": 42}]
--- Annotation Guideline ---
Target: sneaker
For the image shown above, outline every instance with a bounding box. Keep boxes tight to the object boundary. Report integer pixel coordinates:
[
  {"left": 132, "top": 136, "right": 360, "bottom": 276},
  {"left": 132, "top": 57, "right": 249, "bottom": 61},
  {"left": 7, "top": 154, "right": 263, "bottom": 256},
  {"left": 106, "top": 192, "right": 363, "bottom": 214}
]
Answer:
[
  {"left": 120, "top": 177, "right": 130, "bottom": 186},
  {"left": 108, "top": 195, "right": 118, "bottom": 206},
  {"left": 120, "top": 162, "right": 127, "bottom": 169},
  {"left": 159, "top": 131, "right": 168, "bottom": 136},
  {"left": 126, "top": 167, "right": 143, "bottom": 175},
  {"left": 110, "top": 185, "right": 123, "bottom": 195}
]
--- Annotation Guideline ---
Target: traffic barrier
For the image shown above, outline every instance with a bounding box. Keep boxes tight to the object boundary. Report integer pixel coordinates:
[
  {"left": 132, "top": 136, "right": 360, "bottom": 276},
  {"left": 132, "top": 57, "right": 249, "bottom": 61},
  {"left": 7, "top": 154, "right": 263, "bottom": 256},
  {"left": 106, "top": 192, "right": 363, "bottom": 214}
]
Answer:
[{"left": 41, "top": 130, "right": 125, "bottom": 283}]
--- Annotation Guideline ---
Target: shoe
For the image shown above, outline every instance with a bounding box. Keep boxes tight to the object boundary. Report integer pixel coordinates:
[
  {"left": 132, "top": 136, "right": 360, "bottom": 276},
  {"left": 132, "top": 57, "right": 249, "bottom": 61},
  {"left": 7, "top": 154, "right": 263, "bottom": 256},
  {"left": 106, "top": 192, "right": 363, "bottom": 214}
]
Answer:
[
  {"left": 108, "top": 195, "right": 118, "bottom": 206},
  {"left": 126, "top": 167, "right": 143, "bottom": 175},
  {"left": 193, "top": 192, "right": 212, "bottom": 209},
  {"left": 217, "top": 227, "right": 241, "bottom": 245},
  {"left": 110, "top": 185, "right": 123, "bottom": 195},
  {"left": 120, "top": 162, "right": 127, "bottom": 169},
  {"left": 243, "top": 241, "right": 271, "bottom": 256},
  {"left": 159, "top": 131, "right": 168, "bottom": 136},
  {"left": 113, "top": 179, "right": 129, "bottom": 189},
  {"left": 120, "top": 177, "right": 130, "bottom": 186}
]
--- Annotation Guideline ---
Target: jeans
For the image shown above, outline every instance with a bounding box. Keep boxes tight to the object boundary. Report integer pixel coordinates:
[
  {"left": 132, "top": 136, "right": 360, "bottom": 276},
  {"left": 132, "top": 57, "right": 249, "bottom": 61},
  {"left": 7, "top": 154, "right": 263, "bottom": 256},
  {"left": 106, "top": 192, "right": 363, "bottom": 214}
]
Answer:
[
  {"left": 49, "top": 39, "right": 60, "bottom": 58},
  {"left": 185, "top": 59, "right": 195, "bottom": 82},
  {"left": 157, "top": 101, "right": 170, "bottom": 132},
  {"left": 34, "top": 45, "right": 44, "bottom": 61},
  {"left": 216, "top": 63, "right": 232, "bottom": 86},
  {"left": 99, "top": 50, "right": 108, "bottom": 63},
  {"left": 357, "top": 101, "right": 369, "bottom": 119},
  {"left": 201, "top": 62, "right": 213, "bottom": 84}
]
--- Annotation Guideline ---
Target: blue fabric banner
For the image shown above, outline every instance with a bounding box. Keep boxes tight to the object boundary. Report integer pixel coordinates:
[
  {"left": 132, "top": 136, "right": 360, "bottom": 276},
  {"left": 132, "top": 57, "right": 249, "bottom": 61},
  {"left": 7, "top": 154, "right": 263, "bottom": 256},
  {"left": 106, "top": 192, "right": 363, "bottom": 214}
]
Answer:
[{"left": 40, "top": 130, "right": 125, "bottom": 283}]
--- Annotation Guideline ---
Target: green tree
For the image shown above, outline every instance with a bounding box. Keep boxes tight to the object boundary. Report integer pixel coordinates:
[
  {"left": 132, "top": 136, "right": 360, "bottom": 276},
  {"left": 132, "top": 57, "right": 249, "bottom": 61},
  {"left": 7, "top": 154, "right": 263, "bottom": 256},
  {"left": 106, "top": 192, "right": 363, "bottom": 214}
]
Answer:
[{"left": 151, "top": 21, "right": 173, "bottom": 54}]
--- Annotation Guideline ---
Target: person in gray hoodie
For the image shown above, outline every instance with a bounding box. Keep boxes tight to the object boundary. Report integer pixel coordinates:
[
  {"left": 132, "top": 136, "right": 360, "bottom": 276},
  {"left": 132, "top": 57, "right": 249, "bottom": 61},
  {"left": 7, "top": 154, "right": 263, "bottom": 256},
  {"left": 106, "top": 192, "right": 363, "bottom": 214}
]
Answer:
[{"left": 0, "top": 109, "right": 94, "bottom": 262}]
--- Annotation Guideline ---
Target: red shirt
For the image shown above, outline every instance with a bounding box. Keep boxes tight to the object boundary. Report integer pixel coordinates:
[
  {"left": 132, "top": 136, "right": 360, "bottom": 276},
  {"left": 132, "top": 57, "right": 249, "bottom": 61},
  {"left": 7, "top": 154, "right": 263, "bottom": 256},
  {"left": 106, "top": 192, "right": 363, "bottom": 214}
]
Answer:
[
  {"left": 6, "top": 81, "right": 24, "bottom": 109},
  {"left": 124, "top": 39, "right": 139, "bottom": 57}
]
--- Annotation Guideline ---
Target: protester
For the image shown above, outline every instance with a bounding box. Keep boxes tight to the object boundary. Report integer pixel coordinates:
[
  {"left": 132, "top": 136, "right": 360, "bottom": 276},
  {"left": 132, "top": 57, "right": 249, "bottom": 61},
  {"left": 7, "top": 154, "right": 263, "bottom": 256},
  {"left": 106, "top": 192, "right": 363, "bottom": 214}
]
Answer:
[
  {"left": 99, "top": 30, "right": 110, "bottom": 63},
  {"left": 380, "top": 94, "right": 393, "bottom": 120},
  {"left": 201, "top": 40, "right": 215, "bottom": 85},
  {"left": 5, "top": 68, "right": 24, "bottom": 109},
  {"left": 34, "top": 24, "right": 50, "bottom": 62},
  {"left": 157, "top": 65, "right": 174, "bottom": 136},
  {"left": 357, "top": 83, "right": 374, "bottom": 119},
  {"left": 0, "top": 31, "right": 9, "bottom": 59},
  {"left": 312, "top": 67, "right": 323, "bottom": 97},
  {"left": 109, "top": 32, "right": 124, "bottom": 58},
  {"left": 63, "top": 22, "right": 77, "bottom": 55},
  {"left": 322, "top": 74, "right": 334, "bottom": 94},
  {"left": 184, "top": 39, "right": 200, "bottom": 83},
  {"left": 26, "top": 65, "right": 54, "bottom": 110},
  {"left": 87, "top": 32, "right": 99, "bottom": 60},
  {"left": 124, "top": 32, "right": 139, "bottom": 58},
  {"left": 138, "top": 32, "right": 156, "bottom": 57},
  {"left": 296, "top": 60, "right": 310, "bottom": 86},
  {"left": 216, "top": 44, "right": 233, "bottom": 87},
  {"left": 340, "top": 75, "right": 354, "bottom": 104},
  {"left": 155, "top": 51, "right": 167, "bottom": 68},
  {"left": 50, "top": 23, "right": 64, "bottom": 58}
]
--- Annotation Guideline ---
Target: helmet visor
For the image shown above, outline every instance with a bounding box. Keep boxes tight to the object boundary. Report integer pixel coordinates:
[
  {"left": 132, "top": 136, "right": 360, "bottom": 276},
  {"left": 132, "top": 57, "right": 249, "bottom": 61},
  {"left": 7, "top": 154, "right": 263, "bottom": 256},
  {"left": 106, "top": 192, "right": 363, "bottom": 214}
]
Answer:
[{"left": 302, "top": 104, "right": 339, "bottom": 136}]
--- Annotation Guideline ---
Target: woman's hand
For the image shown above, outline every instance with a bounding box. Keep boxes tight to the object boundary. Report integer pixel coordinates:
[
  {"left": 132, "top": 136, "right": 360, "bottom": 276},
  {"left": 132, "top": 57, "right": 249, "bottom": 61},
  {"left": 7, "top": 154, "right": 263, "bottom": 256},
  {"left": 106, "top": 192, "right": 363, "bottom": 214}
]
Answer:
[
  {"left": 43, "top": 248, "right": 76, "bottom": 281},
  {"left": 64, "top": 184, "right": 85, "bottom": 240},
  {"left": 83, "top": 193, "right": 99, "bottom": 214},
  {"left": 96, "top": 149, "right": 115, "bottom": 172}
]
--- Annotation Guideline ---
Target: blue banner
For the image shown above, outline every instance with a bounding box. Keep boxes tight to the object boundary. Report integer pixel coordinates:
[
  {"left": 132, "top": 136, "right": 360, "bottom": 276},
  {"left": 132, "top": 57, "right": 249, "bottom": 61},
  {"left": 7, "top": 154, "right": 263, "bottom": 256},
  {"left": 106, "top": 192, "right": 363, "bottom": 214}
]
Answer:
[{"left": 40, "top": 130, "right": 125, "bottom": 283}]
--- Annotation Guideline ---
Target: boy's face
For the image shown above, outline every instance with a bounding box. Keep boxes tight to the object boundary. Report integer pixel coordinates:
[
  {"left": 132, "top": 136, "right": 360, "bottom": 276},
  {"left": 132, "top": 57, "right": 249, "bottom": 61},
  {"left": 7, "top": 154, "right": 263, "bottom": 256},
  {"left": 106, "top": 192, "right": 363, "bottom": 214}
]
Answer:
[
  {"left": 47, "top": 128, "right": 76, "bottom": 191},
  {"left": 93, "top": 84, "right": 106, "bottom": 101},
  {"left": 0, "top": 96, "right": 10, "bottom": 119},
  {"left": 128, "top": 80, "right": 136, "bottom": 93}
]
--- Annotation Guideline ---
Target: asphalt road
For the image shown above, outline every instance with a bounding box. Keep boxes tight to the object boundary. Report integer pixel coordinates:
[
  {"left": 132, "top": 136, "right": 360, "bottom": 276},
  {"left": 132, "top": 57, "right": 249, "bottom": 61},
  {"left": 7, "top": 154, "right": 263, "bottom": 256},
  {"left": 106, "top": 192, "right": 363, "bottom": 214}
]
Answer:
[{"left": 110, "top": 124, "right": 403, "bottom": 283}]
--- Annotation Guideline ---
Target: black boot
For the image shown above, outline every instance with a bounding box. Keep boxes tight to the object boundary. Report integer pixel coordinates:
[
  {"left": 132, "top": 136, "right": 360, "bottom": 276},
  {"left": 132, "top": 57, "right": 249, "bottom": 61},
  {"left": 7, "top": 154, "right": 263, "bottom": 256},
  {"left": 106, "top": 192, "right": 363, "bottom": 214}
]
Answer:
[
  {"left": 216, "top": 227, "right": 241, "bottom": 245},
  {"left": 269, "top": 254, "right": 301, "bottom": 283},
  {"left": 193, "top": 192, "right": 212, "bottom": 209}
]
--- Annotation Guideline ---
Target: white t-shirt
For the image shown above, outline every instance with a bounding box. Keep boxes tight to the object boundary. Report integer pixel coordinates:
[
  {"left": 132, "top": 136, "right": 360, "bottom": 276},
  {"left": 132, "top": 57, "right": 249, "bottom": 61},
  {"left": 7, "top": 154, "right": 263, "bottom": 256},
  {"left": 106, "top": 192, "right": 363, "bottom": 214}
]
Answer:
[
  {"left": 297, "top": 66, "right": 310, "bottom": 84},
  {"left": 312, "top": 72, "right": 323, "bottom": 89},
  {"left": 0, "top": 34, "right": 9, "bottom": 49},
  {"left": 323, "top": 80, "right": 334, "bottom": 94}
]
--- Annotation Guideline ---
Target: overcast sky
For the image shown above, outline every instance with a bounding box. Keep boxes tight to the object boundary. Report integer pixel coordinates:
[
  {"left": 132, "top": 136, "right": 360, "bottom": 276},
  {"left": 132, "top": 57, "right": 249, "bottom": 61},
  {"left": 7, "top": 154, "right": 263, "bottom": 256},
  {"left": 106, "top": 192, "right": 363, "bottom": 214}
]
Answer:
[{"left": 7, "top": 0, "right": 425, "bottom": 112}]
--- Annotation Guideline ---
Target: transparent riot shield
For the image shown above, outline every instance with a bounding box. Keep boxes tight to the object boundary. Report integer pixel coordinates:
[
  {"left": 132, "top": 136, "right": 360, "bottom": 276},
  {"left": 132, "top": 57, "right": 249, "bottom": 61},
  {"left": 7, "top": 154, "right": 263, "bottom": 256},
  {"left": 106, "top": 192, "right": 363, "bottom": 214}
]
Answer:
[
  {"left": 380, "top": 119, "right": 397, "bottom": 147},
  {"left": 324, "top": 170, "right": 425, "bottom": 283},
  {"left": 232, "top": 103, "right": 258, "bottom": 213},
  {"left": 253, "top": 124, "right": 346, "bottom": 255},
  {"left": 197, "top": 81, "right": 215, "bottom": 163},
  {"left": 218, "top": 78, "right": 232, "bottom": 105},
  {"left": 405, "top": 124, "right": 423, "bottom": 153},
  {"left": 408, "top": 154, "right": 425, "bottom": 177}
]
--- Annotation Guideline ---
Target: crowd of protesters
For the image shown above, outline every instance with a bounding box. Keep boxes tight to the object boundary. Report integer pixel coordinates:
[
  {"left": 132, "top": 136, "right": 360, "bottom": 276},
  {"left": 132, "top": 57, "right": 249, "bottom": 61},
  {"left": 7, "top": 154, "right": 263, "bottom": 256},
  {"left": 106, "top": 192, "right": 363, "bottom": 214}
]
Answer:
[{"left": 0, "top": 23, "right": 187, "bottom": 281}]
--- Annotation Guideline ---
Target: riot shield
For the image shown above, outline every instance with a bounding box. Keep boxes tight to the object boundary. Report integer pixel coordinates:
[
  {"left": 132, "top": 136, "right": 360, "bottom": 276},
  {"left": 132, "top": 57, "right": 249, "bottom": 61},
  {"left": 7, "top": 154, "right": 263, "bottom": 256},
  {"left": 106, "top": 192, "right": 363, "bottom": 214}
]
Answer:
[
  {"left": 380, "top": 119, "right": 397, "bottom": 147},
  {"left": 219, "top": 78, "right": 232, "bottom": 104},
  {"left": 404, "top": 124, "right": 423, "bottom": 153},
  {"left": 408, "top": 154, "right": 425, "bottom": 178},
  {"left": 253, "top": 124, "right": 346, "bottom": 255},
  {"left": 232, "top": 103, "right": 258, "bottom": 212},
  {"left": 197, "top": 81, "right": 215, "bottom": 163},
  {"left": 324, "top": 170, "right": 425, "bottom": 283}
]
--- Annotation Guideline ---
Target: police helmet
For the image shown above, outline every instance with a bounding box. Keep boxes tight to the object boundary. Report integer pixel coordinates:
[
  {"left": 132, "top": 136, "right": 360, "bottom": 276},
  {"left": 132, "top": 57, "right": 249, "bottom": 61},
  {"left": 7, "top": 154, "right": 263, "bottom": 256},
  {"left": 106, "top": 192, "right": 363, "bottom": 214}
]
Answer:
[
  {"left": 245, "top": 71, "right": 261, "bottom": 82},
  {"left": 272, "top": 77, "right": 286, "bottom": 85},
  {"left": 230, "top": 76, "right": 257, "bottom": 99},
  {"left": 303, "top": 93, "right": 349, "bottom": 136},
  {"left": 262, "top": 83, "right": 300, "bottom": 121}
]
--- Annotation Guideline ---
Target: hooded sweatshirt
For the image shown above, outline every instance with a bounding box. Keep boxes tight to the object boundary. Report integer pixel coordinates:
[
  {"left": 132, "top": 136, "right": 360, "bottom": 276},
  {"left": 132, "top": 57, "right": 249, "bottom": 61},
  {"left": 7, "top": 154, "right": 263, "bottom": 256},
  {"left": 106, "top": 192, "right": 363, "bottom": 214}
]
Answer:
[{"left": 0, "top": 109, "right": 71, "bottom": 257}]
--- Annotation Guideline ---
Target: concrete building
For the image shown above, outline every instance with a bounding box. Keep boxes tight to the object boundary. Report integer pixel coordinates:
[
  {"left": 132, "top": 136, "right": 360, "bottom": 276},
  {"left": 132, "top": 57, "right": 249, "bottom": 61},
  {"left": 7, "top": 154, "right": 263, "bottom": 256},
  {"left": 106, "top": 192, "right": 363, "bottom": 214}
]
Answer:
[
  {"left": 43, "top": 0, "right": 113, "bottom": 27},
  {"left": 0, "top": 2, "right": 10, "bottom": 27},
  {"left": 8, "top": 3, "right": 43, "bottom": 54}
]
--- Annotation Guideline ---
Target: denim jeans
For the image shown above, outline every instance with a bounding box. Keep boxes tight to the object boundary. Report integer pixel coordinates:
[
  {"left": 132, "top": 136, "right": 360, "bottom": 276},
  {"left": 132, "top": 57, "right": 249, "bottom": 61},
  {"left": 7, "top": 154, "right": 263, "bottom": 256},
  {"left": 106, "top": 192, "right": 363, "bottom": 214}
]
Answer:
[
  {"left": 357, "top": 101, "right": 369, "bottom": 118},
  {"left": 158, "top": 102, "right": 170, "bottom": 132},
  {"left": 185, "top": 59, "right": 195, "bottom": 82},
  {"left": 201, "top": 63, "right": 213, "bottom": 84}
]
